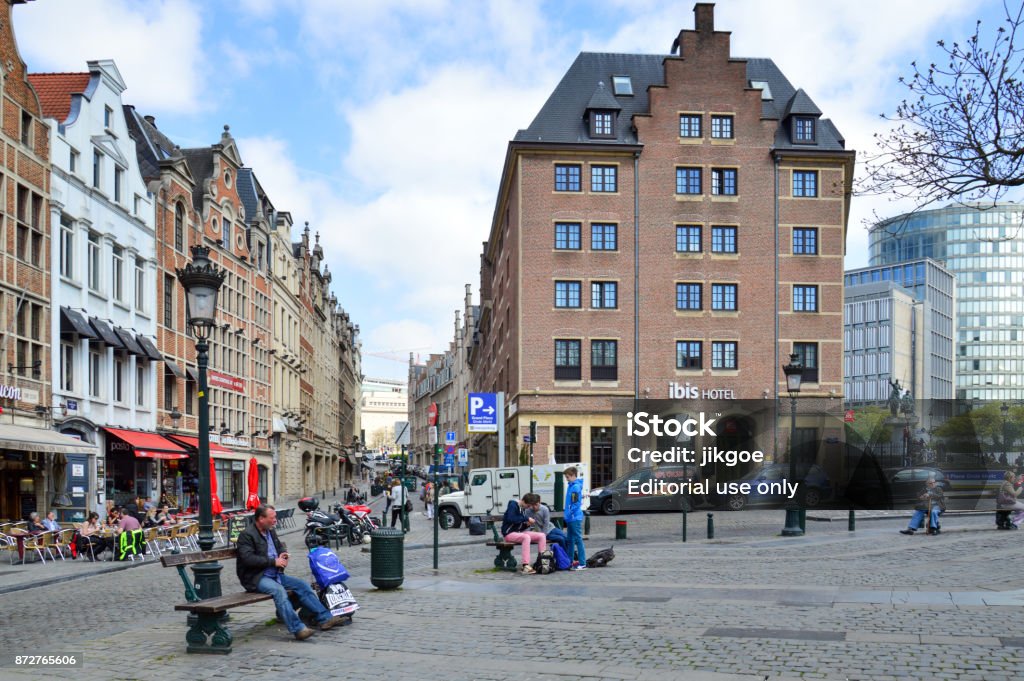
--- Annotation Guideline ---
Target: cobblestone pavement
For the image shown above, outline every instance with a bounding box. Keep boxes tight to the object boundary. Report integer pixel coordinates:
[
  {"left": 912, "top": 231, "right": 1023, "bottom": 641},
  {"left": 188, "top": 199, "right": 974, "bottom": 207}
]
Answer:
[{"left": 2, "top": 507, "right": 1022, "bottom": 680}]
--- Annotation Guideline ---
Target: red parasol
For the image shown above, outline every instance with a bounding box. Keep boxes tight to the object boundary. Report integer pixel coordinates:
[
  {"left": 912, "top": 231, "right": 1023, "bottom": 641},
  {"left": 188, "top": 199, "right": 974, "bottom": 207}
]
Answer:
[
  {"left": 245, "top": 457, "right": 261, "bottom": 511},
  {"left": 209, "top": 458, "right": 223, "bottom": 515}
]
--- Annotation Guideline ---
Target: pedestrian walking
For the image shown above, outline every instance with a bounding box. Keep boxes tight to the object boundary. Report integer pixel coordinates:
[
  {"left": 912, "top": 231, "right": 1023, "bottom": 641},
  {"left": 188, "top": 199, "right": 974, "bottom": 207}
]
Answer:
[
  {"left": 997, "top": 470, "right": 1024, "bottom": 528},
  {"left": 390, "top": 480, "right": 407, "bottom": 528},
  {"left": 423, "top": 481, "right": 434, "bottom": 519},
  {"left": 564, "top": 466, "right": 587, "bottom": 570}
]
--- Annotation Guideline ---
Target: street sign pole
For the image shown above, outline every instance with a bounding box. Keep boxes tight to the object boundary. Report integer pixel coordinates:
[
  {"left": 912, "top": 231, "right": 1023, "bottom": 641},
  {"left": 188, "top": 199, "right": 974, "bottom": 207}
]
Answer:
[
  {"left": 433, "top": 404, "right": 440, "bottom": 570},
  {"left": 497, "top": 392, "right": 505, "bottom": 467},
  {"left": 529, "top": 421, "right": 536, "bottom": 494}
]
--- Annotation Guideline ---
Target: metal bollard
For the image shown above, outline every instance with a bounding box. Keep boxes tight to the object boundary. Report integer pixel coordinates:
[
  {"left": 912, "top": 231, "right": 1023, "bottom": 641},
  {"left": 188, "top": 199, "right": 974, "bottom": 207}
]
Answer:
[
  {"left": 682, "top": 510, "right": 687, "bottom": 543},
  {"left": 615, "top": 519, "right": 627, "bottom": 540},
  {"left": 707, "top": 513, "right": 714, "bottom": 540},
  {"left": 848, "top": 510, "right": 856, "bottom": 532},
  {"left": 799, "top": 509, "right": 806, "bottom": 532},
  {"left": 584, "top": 513, "right": 591, "bottom": 536}
]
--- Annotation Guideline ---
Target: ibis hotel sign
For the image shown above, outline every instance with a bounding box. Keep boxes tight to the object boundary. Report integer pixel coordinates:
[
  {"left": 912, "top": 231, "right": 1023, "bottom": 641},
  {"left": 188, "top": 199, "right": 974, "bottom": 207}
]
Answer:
[{"left": 668, "top": 382, "right": 737, "bottom": 400}]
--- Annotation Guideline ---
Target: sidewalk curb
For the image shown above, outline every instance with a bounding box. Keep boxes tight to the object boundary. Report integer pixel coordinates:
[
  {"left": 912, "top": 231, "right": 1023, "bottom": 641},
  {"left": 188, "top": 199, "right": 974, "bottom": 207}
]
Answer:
[{"left": 807, "top": 510, "right": 997, "bottom": 522}]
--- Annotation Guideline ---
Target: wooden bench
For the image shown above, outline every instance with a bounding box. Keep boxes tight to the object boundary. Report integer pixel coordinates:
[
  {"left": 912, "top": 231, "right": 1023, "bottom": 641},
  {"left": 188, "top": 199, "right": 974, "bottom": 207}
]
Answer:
[{"left": 161, "top": 547, "right": 272, "bottom": 654}]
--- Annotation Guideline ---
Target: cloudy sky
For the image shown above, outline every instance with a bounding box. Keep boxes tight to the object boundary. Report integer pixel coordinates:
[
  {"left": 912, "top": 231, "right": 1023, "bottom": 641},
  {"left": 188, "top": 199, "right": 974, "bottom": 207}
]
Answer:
[{"left": 15, "top": 0, "right": 1003, "bottom": 380}]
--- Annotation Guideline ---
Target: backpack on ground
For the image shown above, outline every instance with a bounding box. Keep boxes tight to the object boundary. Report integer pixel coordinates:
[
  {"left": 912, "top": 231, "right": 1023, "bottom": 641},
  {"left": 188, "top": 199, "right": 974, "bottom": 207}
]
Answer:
[
  {"left": 308, "top": 547, "right": 351, "bottom": 589},
  {"left": 533, "top": 549, "right": 555, "bottom": 575},
  {"left": 586, "top": 546, "right": 615, "bottom": 568},
  {"left": 550, "top": 543, "right": 571, "bottom": 570}
]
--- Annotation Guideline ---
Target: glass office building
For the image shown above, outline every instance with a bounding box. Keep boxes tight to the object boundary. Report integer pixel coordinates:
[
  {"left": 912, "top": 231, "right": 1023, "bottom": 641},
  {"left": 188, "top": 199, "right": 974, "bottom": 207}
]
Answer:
[{"left": 869, "top": 203, "right": 1024, "bottom": 401}]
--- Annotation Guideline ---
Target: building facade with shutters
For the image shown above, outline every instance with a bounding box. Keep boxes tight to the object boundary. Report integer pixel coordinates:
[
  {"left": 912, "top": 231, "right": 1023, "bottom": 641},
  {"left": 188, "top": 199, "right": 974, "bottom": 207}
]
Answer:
[
  {"left": 471, "top": 4, "right": 854, "bottom": 488},
  {"left": 31, "top": 59, "right": 162, "bottom": 516}
]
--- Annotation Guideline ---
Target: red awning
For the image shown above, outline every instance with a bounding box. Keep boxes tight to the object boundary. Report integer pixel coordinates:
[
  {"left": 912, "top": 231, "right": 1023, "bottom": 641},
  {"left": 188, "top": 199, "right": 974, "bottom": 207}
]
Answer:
[
  {"left": 103, "top": 427, "right": 189, "bottom": 460},
  {"left": 165, "top": 435, "right": 233, "bottom": 455}
]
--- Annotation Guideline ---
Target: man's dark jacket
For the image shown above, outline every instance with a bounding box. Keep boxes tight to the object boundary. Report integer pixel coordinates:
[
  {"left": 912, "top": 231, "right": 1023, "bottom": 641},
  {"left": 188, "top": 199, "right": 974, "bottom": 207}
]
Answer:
[{"left": 236, "top": 522, "right": 286, "bottom": 592}]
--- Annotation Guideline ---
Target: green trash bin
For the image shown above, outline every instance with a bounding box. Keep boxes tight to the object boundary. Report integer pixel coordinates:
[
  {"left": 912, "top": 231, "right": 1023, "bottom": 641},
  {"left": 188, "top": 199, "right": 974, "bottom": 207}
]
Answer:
[{"left": 370, "top": 527, "right": 404, "bottom": 589}]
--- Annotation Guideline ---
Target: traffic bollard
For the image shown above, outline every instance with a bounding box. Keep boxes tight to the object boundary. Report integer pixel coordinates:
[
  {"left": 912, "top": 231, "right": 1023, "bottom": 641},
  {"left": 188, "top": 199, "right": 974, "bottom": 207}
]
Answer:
[
  {"left": 848, "top": 510, "right": 855, "bottom": 532},
  {"left": 682, "top": 510, "right": 687, "bottom": 543},
  {"left": 799, "top": 509, "right": 806, "bottom": 532},
  {"left": 707, "top": 513, "right": 714, "bottom": 539},
  {"left": 584, "top": 513, "right": 591, "bottom": 537},
  {"left": 615, "top": 520, "right": 627, "bottom": 540}
]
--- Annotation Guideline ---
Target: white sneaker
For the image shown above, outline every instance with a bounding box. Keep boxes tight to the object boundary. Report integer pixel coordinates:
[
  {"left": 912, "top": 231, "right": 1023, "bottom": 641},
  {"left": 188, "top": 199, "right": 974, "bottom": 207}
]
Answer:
[
  {"left": 521, "top": 565, "right": 536, "bottom": 575},
  {"left": 571, "top": 565, "right": 587, "bottom": 571}
]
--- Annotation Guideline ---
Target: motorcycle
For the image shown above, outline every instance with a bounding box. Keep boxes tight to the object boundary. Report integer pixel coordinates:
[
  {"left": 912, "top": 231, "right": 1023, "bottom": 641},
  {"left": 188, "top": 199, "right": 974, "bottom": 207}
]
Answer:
[
  {"left": 300, "top": 497, "right": 364, "bottom": 549},
  {"left": 334, "top": 503, "right": 377, "bottom": 540}
]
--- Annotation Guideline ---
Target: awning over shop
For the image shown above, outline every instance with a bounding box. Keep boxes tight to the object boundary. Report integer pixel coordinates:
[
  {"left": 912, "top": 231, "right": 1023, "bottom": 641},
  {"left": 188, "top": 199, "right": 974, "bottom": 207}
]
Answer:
[
  {"left": 186, "top": 366, "right": 198, "bottom": 382},
  {"left": 89, "top": 317, "right": 123, "bottom": 348},
  {"left": 0, "top": 424, "right": 97, "bottom": 454},
  {"left": 165, "top": 435, "right": 233, "bottom": 455},
  {"left": 164, "top": 358, "right": 186, "bottom": 379},
  {"left": 103, "top": 427, "right": 188, "bottom": 460},
  {"left": 114, "top": 328, "right": 146, "bottom": 357},
  {"left": 60, "top": 307, "right": 97, "bottom": 339},
  {"left": 137, "top": 335, "right": 163, "bottom": 360}
]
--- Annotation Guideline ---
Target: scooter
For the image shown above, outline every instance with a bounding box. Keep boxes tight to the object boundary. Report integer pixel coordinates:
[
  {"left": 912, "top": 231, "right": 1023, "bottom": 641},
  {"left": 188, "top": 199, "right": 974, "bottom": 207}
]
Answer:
[
  {"left": 300, "top": 497, "right": 365, "bottom": 549},
  {"left": 290, "top": 546, "right": 359, "bottom": 625},
  {"left": 334, "top": 503, "right": 377, "bottom": 538}
]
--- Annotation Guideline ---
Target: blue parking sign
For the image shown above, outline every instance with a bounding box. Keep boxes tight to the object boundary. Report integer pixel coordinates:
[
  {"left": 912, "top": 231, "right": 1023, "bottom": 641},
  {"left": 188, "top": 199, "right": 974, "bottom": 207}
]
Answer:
[{"left": 467, "top": 392, "right": 498, "bottom": 433}]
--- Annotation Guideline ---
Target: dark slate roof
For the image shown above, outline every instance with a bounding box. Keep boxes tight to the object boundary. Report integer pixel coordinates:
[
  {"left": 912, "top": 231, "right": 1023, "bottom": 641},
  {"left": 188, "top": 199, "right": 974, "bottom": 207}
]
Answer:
[
  {"left": 181, "top": 148, "right": 213, "bottom": 213},
  {"left": 514, "top": 52, "right": 846, "bottom": 152},
  {"left": 514, "top": 53, "right": 664, "bottom": 144},
  {"left": 123, "top": 106, "right": 180, "bottom": 182},
  {"left": 236, "top": 167, "right": 258, "bottom": 223},
  {"left": 783, "top": 88, "right": 822, "bottom": 117},
  {"left": 292, "top": 242, "right": 303, "bottom": 258},
  {"left": 585, "top": 81, "right": 621, "bottom": 111}
]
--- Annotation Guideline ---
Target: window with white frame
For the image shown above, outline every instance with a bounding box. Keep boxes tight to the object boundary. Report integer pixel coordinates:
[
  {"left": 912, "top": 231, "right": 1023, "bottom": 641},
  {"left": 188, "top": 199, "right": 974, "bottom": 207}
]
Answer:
[
  {"left": 135, "top": 258, "right": 145, "bottom": 312},
  {"left": 60, "top": 342, "right": 74, "bottom": 392},
  {"left": 136, "top": 363, "right": 146, "bottom": 407},
  {"left": 59, "top": 215, "right": 74, "bottom": 278},
  {"left": 88, "top": 232, "right": 101, "bottom": 291},
  {"left": 113, "top": 356, "right": 125, "bottom": 403},
  {"left": 112, "top": 246, "right": 124, "bottom": 302},
  {"left": 89, "top": 348, "right": 102, "bottom": 398}
]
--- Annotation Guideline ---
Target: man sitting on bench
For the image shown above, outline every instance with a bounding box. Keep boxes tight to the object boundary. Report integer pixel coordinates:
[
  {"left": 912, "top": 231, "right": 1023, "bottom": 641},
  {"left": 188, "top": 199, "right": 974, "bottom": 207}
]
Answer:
[{"left": 236, "top": 504, "right": 344, "bottom": 640}]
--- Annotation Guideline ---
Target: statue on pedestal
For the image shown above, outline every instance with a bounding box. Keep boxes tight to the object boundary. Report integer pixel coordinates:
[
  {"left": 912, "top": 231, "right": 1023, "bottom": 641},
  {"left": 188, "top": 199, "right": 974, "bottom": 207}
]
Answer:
[{"left": 888, "top": 378, "right": 902, "bottom": 417}]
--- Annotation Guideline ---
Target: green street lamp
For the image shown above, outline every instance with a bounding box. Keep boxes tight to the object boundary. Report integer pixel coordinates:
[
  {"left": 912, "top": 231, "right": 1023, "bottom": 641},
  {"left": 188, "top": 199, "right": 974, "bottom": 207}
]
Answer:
[
  {"left": 1001, "top": 402, "right": 1010, "bottom": 465},
  {"left": 176, "top": 245, "right": 226, "bottom": 597},
  {"left": 781, "top": 353, "right": 804, "bottom": 537}
]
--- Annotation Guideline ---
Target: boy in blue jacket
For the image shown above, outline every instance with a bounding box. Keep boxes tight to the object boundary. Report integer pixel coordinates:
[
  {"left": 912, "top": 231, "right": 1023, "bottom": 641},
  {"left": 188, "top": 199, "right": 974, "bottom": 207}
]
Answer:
[{"left": 564, "top": 467, "right": 586, "bottom": 570}]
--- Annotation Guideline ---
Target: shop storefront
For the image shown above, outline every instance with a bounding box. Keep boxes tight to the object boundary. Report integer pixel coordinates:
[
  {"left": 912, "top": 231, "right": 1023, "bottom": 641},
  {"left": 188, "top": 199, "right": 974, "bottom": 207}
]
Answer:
[
  {"left": 102, "top": 427, "right": 189, "bottom": 507},
  {"left": 0, "top": 424, "right": 98, "bottom": 522}
]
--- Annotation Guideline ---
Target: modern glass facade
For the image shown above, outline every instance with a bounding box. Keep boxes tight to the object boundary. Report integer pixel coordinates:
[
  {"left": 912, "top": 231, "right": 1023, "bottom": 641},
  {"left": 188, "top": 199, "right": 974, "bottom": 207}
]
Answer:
[{"left": 869, "top": 203, "right": 1024, "bottom": 401}]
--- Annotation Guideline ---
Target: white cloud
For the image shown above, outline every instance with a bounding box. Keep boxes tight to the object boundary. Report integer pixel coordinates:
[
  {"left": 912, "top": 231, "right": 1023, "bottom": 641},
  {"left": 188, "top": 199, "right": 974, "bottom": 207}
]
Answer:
[{"left": 14, "top": 0, "right": 205, "bottom": 114}]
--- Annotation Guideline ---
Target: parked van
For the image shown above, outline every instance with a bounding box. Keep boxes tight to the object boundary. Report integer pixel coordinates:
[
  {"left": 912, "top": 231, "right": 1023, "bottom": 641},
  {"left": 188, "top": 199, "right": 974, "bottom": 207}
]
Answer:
[{"left": 436, "top": 463, "right": 589, "bottom": 529}]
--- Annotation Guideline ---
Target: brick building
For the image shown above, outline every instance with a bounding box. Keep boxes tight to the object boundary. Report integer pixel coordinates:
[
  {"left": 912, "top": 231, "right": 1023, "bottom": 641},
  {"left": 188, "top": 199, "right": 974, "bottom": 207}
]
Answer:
[{"left": 472, "top": 4, "right": 854, "bottom": 487}]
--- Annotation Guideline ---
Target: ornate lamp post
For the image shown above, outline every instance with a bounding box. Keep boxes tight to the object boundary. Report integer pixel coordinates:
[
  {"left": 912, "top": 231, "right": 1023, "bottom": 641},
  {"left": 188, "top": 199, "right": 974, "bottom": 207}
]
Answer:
[
  {"left": 176, "top": 246, "right": 226, "bottom": 595},
  {"left": 781, "top": 353, "right": 804, "bottom": 537}
]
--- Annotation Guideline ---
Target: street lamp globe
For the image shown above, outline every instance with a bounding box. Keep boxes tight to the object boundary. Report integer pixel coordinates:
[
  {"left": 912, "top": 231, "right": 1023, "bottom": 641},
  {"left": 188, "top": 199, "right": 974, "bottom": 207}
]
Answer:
[
  {"left": 783, "top": 353, "right": 803, "bottom": 395},
  {"left": 175, "top": 245, "right": 226, "bottom": 337}
]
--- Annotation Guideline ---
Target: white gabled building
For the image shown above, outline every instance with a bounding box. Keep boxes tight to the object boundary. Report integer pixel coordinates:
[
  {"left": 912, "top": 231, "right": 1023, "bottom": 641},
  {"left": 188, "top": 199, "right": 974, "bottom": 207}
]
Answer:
[{"left": 31, "top": 60, "right": 165, "bottom": 514}]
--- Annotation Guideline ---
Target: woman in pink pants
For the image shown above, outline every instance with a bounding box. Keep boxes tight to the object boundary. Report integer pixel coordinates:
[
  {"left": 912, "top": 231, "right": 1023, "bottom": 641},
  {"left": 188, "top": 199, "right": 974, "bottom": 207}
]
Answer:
[{"left": 500, "top": 493, "right": 547, "bottom": 574}]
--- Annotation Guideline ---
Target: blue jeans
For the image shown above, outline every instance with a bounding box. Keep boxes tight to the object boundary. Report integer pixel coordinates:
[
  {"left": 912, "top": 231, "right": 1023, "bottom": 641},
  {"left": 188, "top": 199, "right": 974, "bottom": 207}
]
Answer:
[
  {"left": 257, "top": 573, "right": 330, "bottom": 634},
  {"left": 566, "top": 520, "right": 585, "bottom": 564},
  {"left": 546, "top": 528, "right": 568, "bottom": 552},
  {"left": 909, "top": 508, "right": 941, "bottom": 530}
]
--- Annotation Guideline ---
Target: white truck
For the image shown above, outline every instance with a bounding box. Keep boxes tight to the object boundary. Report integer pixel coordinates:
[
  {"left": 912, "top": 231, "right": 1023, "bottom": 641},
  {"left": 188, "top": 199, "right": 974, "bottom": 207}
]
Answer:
[{"left": 436, "top": 463, "right": 589, "bottom": 529}]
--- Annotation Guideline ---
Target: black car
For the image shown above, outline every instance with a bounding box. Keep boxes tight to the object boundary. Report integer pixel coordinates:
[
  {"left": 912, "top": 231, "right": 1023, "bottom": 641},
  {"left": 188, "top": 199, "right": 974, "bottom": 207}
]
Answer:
[
  {"left": 887, "top": 467, "right": 951, "bottom": 504},
  {"left": 589, "top": 465, "right": 697, "bottom": 514}
]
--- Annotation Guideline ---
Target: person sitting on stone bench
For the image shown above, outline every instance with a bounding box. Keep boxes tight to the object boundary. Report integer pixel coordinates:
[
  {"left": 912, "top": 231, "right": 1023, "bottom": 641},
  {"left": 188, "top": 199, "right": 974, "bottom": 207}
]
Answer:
[
  {"left": 900, "top": 475, "right": 946, "bottom": 536},
  {"left": 236, "top": 504, "right": 345, "bottom": 640}
]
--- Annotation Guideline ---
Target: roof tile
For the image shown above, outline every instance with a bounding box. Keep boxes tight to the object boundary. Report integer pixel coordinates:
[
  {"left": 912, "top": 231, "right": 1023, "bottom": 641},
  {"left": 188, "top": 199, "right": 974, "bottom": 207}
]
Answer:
[{"left": 27, "top": 72, "right": 91, "bottom": 122}]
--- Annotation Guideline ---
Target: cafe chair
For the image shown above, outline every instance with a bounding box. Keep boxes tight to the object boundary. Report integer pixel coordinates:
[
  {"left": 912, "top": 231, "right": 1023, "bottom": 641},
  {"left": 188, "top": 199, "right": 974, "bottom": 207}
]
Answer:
[
  {"left": 23, "top": 532, "right": 54, "bottom": 563},
  {"left": 0, "top": 533, "right": 18, "bottom": 564}
]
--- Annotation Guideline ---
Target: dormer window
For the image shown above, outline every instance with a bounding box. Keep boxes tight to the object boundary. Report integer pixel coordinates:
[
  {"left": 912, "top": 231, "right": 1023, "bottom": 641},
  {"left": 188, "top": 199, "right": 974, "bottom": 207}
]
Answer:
[
  {"left": 611, "top": 75, "right": 633, "bottom": 96},
  {"left": 591, "top": 111, "right": 614, "bottom": 138},
  {"left": 794, "top": 117, "right": 816, "bottom": 143}
]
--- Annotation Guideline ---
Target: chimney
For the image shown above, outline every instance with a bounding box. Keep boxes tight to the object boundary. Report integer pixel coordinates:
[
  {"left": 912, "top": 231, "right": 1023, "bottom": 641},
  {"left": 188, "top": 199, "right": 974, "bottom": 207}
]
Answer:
[
  {"left": 694, "top": 3, "right": 714, "bottom": 33},
  {"left": 143, "top": 114, "right": 156, "bottom": 127}
]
